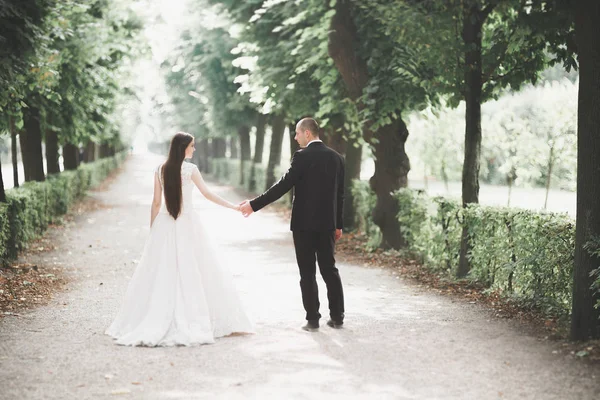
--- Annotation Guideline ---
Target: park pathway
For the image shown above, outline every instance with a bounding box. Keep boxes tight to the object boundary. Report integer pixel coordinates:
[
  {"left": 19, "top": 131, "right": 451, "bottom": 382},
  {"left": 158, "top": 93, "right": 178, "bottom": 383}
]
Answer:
[{"left": 0, "top": 153, "right": 598, "bottom": 400}]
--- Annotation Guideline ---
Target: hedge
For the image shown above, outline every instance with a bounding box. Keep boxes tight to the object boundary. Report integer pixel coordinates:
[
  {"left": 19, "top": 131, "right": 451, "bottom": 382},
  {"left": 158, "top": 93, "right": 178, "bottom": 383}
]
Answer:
[
  {"left": 352, "top": 180, "right": 576, "bottom": 319},
  {"left": 0, "top": 152, "right": 128, "bottom": 265}
]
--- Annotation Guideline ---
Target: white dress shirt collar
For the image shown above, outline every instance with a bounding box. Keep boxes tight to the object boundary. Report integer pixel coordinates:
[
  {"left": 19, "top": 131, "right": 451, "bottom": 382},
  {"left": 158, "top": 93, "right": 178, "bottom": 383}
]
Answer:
[{"left": 306, "top": 139, "right": 323, "bottom": 147}]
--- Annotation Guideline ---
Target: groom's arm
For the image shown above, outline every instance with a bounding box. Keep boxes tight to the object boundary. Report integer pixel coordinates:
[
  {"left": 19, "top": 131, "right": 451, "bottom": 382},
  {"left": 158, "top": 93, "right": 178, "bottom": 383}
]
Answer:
[{"left": 250, "top": 151, "right": 303, "bottom": 212}]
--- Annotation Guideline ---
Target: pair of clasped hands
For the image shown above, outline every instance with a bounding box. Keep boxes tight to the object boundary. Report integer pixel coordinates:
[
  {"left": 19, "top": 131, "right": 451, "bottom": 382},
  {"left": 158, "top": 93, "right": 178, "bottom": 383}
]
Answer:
[
  {"left": 237, "top": 200, "right": 254, "bottom": 218},
  {"left": 235, "top": 200, "right": 343, "bottom": 241}
]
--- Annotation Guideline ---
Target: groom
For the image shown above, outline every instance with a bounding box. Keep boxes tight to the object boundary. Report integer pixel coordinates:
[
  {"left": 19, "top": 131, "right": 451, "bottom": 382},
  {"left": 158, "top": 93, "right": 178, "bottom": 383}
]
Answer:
[{"left": 240, "top": 117, "right": 345, "bottom": 332}]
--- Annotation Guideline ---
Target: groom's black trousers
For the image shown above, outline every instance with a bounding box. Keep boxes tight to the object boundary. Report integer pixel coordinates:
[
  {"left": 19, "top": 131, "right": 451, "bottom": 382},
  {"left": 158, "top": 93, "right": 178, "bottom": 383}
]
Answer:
[{"left": 292, "top": 230, "right": 345, "bottom": 321}]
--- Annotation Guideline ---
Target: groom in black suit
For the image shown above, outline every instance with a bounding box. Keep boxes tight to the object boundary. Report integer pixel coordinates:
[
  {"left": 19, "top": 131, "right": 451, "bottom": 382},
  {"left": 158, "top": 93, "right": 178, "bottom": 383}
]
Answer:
[{"left": 240, "top": 117, "right": 345, "bottom": 331}]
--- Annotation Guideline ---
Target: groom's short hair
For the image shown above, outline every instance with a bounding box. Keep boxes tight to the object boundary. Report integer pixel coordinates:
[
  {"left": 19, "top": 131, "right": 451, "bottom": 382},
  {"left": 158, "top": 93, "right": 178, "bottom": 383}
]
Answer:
[{"left": 298, "top": 118, "right": 320, "bottom": 137}]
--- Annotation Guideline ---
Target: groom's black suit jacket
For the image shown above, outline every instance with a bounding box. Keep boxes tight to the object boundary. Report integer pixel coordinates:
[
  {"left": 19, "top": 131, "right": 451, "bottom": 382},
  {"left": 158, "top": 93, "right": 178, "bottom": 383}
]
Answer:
[{"left": 250, "top": 141, "right": 345, "bottom": 232}]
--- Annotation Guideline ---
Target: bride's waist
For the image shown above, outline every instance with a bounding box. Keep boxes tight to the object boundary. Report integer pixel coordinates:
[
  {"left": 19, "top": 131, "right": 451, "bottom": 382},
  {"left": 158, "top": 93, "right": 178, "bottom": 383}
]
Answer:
[{"left": 158, "top": 207, "right": 194, "bottom": 215}]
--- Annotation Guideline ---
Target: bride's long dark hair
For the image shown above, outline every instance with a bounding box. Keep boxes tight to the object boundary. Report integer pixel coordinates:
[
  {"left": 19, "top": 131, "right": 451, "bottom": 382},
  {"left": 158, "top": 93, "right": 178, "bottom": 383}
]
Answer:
[{"left": 162, "top": 132, "right": 194, "bottom": 220}]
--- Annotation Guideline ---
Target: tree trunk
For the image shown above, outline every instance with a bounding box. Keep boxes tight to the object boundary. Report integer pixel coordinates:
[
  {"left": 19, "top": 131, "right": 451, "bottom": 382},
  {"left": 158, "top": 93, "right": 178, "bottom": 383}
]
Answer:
[
  {"left": 19, "top": 130, "right": 30, "bottom": 181},
  {"left": 253, "top": 113, "right": 267, "bottom": 164},
  {"left": 571, "top": 0, "right": 600, "bottom": 341},
  {"left": 328, "top": 0, "right": 369, "bottom": 101},
  {"left": 343, "top": 135, "right": 362, "bottom": 231},
  {"left": 327, "top": 115, "right": 362, "bottom": 231},
  {"left": 45, "top": 129, "right": 60, "bottom": 175},
  {"left": 369, "top": 119, "right": 410, "bottom": 249},
  {"left": 0, "top": 152, "right": 5, "bottom": 202},
  {"left": 84, "top": 141, "right": 96, "bottom": 163},
  {"left": 544, "top": 146, "right": 554, "bottom": 210},
  {"left": 328, "top": 0, "right": 408, "bottom": 248},
  {"left": 239, "top": 125, "right": 251, "bottom": 186},
  {"left": 249, "top": 113, "right": 268, "bottom": 192},
  {"left": 213, "top": 137, "right": 226, "bottom": 158},
  {"left": 322, "top": 118, "right": 346, "bottom": 155},
  {"left": 229, "top": 136, "right": 239, "bottom": 159},
  {"left": 9, "top": 116, "right": 19, "bottom": 188},
  {"left": 99, "top": 143, "right": 111, "bottom": 158},
  {"left": 63, "top": 143, "right": 79, "bottom": 170},
  {"left": 457, "top": 2, "right": 484, "bottom": 278},
  {"left": 22, "top": 106, "right": 45, "bottom": 182},
  {"left": 266, "top": 114, "right": 285, "bottom": 189}
]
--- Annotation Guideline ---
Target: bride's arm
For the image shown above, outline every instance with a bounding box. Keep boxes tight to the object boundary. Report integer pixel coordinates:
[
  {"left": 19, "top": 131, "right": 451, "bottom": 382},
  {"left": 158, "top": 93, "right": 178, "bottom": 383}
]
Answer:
[
  {"left": 191, "top": 168, "right": 239, "bottom": 210},
  {"left": 150, "top": 170, "right": 162, "bottom": 227}
]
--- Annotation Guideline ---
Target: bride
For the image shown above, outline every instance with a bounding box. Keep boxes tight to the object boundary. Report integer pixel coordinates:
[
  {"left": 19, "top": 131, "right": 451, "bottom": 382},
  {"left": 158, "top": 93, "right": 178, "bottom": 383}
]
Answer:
[{"left": 106, "top": 132, "right": 254, "bottom": 346}]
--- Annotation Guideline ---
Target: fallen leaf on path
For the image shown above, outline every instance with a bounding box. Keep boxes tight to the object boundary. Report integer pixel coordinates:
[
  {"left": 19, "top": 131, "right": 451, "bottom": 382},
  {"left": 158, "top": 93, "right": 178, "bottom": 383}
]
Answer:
[{"left": 111, "top": 389, "right": 131, "bottom": 395}]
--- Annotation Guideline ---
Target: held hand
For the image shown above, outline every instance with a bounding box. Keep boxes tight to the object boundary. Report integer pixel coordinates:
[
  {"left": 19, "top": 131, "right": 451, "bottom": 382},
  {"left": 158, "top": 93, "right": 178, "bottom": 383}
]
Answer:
[
  {"left": 335, "top": 229, "right": 343, "bottom": 241},
  {"left": 239, "top": 200, "right": 254, "bottom": 218}
]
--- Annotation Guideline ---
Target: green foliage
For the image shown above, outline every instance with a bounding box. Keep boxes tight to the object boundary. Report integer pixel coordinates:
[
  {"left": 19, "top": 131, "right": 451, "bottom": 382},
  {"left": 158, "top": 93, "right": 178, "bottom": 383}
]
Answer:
[
  {"left": 0, "top": 152, "right": 127, "bottom": 265},
  {"left": 583, "top": 236, "right": 600, "bottom": 311},
  {"left": 395, "top": 190, "right": 462, "bottom": 272},
  {"left": 352, "top": 181, "right": 575, "bottom": 319},
  {"left": 464, "top": 205, "right": 574, "bottom": 318},
  {"left": 0, "top": 203, "right": 9, "bottom": 263},
  {"left": 351, "top": 180, "right": 380, "bottom": 249},
  {"left": 406, "top": 78, "right": 578, "bottom": 191},
  {"left": 0, "top": 0, "right": 144, "bottom": 153},
  {"left": 162, "top": 7, "right": 257, "bottom": 139}
]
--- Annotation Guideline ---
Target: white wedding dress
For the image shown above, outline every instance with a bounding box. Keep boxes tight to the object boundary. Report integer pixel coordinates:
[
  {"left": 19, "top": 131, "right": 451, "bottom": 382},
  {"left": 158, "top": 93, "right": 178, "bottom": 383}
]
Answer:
[{"left": 106, "top": 161, "right": 254, "bottom": 346}]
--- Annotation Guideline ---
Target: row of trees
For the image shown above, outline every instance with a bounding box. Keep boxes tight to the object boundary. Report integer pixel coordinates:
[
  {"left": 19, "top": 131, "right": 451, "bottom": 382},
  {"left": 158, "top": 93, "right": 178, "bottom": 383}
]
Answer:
[
  {"left": 0, "top": 0, "right": 143, "bottom": 200},
  {"left": 160, "top": 1, "right": 599, "bottom": 340}
]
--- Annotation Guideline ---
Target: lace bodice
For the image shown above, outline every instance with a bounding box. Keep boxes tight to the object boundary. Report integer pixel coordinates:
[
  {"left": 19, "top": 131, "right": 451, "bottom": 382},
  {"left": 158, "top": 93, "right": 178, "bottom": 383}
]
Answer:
[{"left": 157, "top": 162, "right": 197, "bottom": 215}]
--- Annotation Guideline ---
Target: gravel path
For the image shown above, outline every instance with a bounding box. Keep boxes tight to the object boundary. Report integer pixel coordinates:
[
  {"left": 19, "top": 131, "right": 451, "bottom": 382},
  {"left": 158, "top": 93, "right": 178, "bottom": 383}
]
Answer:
[{"left": 0, "top": 154, "right": 598, "bottom": 400}]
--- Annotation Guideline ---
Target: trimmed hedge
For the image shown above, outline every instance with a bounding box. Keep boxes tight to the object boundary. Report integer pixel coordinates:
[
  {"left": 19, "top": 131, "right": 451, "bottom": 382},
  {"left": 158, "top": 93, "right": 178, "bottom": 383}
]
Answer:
[
  {"left": 352, "top": 180, "right": 575, "bottom": 319},
  {"left": 0, "top": 152, "right": 127, "bottom": 265}
]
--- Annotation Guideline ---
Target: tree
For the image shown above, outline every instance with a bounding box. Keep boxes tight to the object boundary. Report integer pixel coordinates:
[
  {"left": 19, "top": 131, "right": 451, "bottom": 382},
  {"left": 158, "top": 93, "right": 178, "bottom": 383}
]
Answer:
[
  {"left": 215, "top": 0, "right": 364, "bottom": 223},
  {"left": 328, "top": 0, "right": 436, "bottom": 248},
  {"left": 571, "top": 0, "right": 600, "bottom": 341},
  {"left": 366, "top": 0, "right": 574, "bottom": 271}
]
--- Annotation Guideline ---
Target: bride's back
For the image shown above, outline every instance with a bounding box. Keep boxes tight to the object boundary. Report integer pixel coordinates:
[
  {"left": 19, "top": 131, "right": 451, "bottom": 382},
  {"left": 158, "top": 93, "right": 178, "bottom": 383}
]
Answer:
[{"left": 158, "top": 162, "right": 196, "bottom": 216}]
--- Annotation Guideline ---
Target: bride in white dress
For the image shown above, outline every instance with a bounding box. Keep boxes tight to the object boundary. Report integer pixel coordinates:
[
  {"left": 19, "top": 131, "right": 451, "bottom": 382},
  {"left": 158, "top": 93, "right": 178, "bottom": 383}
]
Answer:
[{"left": 106, "top": 132, "right": 254, "bottom": 346}]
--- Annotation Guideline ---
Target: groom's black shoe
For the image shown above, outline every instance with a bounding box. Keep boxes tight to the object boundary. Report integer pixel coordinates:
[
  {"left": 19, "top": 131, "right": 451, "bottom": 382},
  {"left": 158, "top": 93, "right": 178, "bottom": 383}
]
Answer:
[
  {"left": 302, "top": 320, "right": 319, "bottom": 332},
  {"left": 326, "top": 319, "right": 343, "bottom": 329}
]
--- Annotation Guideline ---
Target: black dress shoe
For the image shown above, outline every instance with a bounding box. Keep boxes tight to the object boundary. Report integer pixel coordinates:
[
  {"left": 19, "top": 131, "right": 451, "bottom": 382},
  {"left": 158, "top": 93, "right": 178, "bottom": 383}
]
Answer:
[
  {"left": 302, "top": 320, "right": 319, "bottom": 332},
  {"left": 326, "top": 319, "right": 343, "bottom": 329}
]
